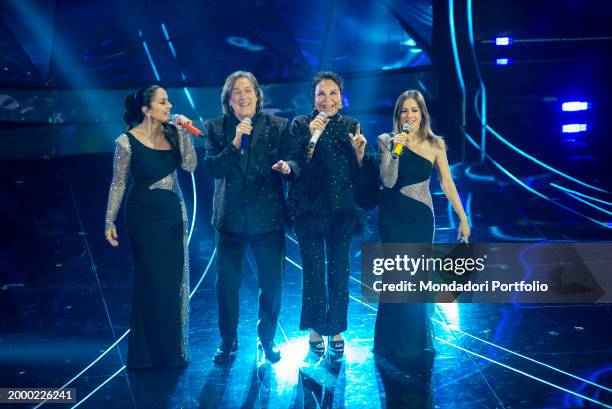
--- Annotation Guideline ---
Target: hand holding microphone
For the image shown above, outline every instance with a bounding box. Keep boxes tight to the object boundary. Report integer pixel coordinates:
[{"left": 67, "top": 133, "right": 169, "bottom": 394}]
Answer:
[
  {"left": 392, "top": 122, "right": 411, "bottom": 159},
  {"left": 233, "top": 117, "right": 252, "bottom": 153},
  {"left": 173, "top": 114, "right": 202, "bottom": 136},
  {"left": 307, "top": 112, "right": 328, "bottom": 160}
]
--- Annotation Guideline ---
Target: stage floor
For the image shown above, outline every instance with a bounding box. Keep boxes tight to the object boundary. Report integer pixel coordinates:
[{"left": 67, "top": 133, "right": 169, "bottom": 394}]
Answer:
[{"left": 1, "top": 152, "right": 610, "bottom": 408}]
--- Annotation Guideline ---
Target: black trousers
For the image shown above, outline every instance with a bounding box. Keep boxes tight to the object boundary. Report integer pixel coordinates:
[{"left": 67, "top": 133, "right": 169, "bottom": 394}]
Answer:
[
  {"left": 297, "top": 227, "right": 352, "bottom": 336},
  {"left": 215, "top": 228, "right": 285, "bottom": 343}
]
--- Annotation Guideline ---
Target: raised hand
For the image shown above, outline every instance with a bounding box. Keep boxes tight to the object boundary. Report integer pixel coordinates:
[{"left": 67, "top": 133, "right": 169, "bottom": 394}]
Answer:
[{"left": 349, "top": 123, "right": 367, "bottom": 165}]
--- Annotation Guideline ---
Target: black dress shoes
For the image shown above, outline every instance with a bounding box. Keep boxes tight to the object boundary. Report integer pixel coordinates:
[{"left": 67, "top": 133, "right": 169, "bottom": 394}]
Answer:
[
  {"left": 213, "top": 339, "right": 238, "bottom": 364},
  {"left": 257, "top": 339, "right": 281, "bottom": 363}
]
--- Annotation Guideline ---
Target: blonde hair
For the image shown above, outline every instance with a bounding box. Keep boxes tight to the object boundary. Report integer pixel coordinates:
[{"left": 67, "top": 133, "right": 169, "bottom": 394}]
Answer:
[{"left": 392, "top": 90, "right": 443, "bottom": 147}]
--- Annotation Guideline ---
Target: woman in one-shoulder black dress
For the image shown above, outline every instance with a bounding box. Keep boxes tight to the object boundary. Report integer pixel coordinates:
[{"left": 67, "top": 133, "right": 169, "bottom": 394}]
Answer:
[
  {"left": 104, "top": 86, "right": 197, "bottom": 369},
  {"left": 374, "top": 90, "right": 470, "bottom": 360}
]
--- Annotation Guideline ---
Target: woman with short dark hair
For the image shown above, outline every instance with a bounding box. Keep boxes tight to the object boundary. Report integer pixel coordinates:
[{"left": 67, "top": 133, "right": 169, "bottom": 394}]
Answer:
[{"left": 286, "top": 71, "right": 378, "bottom": 358}]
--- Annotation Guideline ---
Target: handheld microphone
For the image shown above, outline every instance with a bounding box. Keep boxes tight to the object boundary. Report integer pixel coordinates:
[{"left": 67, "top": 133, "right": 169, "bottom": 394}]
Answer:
[
  {"left": 392, "top": 123, "right": 411, "bottom": 159},
  {"left": 240, "top": 117, "right": 252, "bottom": 155},
  {"left": 173, "top": 114, "right": 202, "bottom": 136},
  {"left": 306, "top": 112, "right": 328, "bottom": 160}
]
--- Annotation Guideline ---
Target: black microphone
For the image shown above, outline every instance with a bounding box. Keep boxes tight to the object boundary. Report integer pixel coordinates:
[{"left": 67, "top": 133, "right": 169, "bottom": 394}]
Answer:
[
  {"left": 239, "top": 117, "right": 252, "bottom": 155},
  {"left": 306, "top": 111, "right": 328, "bottom": 160},
  {"left": 392, "top": 122, "right": 411, "bottom": 159}
]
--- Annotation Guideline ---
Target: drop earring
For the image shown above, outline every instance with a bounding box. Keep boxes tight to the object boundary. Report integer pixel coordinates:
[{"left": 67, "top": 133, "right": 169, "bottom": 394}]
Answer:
[{"left": 146, "top": 113, "right": 152, "bottom": 134}]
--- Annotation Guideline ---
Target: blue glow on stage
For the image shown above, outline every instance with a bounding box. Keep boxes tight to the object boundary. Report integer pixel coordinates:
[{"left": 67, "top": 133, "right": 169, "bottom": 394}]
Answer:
[
  {"left": 226, "top": 36, "right": 265, "bottom": 52},
  {"left": 495, "top": 58, "right": 510, "bottom": 65},
  {"left": 551, "top": 183, "right": 612, "bottom": 207},
  {"left": 482, "top": 124, "right": 606, "bottom": 193},
  {"left": 434, "top": 336, "right": 612, "bottom": 408}
]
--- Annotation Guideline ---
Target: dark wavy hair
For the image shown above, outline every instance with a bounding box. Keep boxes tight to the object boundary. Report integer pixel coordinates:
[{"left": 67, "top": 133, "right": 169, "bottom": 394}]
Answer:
[
  {"left": 311, "top": 71, "right": 344, "bottom": 102},
  {"left": 220, "top": 71, "right": 264, "bottom": 116},
  {"left": 123, "top": 85, "right": 179, "bottom": 154}
]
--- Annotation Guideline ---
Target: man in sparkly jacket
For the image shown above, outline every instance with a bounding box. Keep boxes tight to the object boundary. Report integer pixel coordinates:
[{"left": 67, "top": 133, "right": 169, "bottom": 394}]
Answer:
[{"left": 203, "top": 71, "right": 293, "bottom": 364}]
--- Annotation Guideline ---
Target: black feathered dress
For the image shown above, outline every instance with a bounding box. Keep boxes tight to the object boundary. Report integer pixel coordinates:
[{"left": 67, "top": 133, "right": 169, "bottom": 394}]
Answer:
[{"left": 286, "top": 111, "right": 378, "bottom": 336}]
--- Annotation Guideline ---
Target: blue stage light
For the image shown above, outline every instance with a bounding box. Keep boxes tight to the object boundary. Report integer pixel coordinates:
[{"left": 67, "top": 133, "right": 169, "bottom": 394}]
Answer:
[
  {"left": 562, "top": 124, "right": 588, "bottom": 133},
  {"left": 495, "top": 58, "right": 510, "bottom": 65},
  {"left": 562, "top": 101, "right": 589, "bottom": 111},
  {"left": 141, "top": 41, "right": 160, "bottom": 81},
  {"left": 161, "top": 23, "right": 170, "bottom": 41},
  {"left": 495, "top": 36, "right": 512, "bottom": 46},
  {"left": 226, "top": 36, "right": 264, "bottom": 51}
]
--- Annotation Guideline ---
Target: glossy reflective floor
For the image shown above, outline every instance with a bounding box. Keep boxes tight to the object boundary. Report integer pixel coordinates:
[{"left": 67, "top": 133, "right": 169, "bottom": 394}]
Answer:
[{"left": 1, "top": 153, "right": 611, "bottom": 409}]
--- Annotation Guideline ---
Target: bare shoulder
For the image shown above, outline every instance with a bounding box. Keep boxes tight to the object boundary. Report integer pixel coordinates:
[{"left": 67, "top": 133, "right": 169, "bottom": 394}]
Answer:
[{"left": 429, "top": 136, "right": 446, "bottom": 153}]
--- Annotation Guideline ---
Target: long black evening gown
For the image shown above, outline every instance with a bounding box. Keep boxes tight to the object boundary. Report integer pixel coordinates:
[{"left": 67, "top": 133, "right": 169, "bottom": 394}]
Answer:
[
  {"left": 105, "top": 127, "right": 196, "bottom": 368},
  {"left": 374, "top": 133, "right": 434, "bottom": 359}
]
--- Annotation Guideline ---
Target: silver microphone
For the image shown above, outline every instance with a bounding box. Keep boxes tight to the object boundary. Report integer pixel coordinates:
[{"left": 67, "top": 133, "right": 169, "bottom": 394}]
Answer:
[{"left": 307, "top": 112, "right": 328, "bottom": 160}]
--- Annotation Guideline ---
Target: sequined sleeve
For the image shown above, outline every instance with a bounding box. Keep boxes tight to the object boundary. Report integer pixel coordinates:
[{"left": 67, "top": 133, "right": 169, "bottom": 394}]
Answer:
[
  {"left": 378, "top": 133, "right": 398, "bottom": 188},
  {"left": 177, "top": 126, "right": 197, "bottom": 173},
  {"left": 105, "top": 135, "right": 131, "bottom": 231}
]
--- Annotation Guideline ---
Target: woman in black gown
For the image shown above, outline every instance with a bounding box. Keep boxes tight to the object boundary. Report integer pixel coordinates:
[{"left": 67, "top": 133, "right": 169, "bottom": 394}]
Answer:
[
  {"left": 104, "top": 85, "right": 197, "bottom": 369},
  {"left": 374, "top": 90, "right": 470, "bottom": 360},
  {"left": 286, "top": 71, "right": 378, "bottom": 357}
]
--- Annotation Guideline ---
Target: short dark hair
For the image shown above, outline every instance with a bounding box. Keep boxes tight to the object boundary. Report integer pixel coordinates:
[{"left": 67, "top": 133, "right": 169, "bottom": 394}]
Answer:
[
  {"left": 311, "top": 71, "right": 344, "bottom": 102},
  {"left": 221, "top": 71, "right": 264, "bottom": 116}
]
